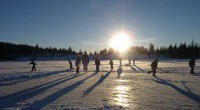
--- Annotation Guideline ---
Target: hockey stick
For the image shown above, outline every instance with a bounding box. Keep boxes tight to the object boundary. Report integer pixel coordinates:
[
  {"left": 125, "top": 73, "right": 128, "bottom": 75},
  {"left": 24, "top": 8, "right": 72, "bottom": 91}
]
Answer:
[
  {"left": 195, "top": 66, "right": 200, "bottom": 69},
  {"left": 148, "top": 64, "right": 169, "bottom": 73},
  {"left": 157, "top": 68, "right": 169, "bottom": 73}
]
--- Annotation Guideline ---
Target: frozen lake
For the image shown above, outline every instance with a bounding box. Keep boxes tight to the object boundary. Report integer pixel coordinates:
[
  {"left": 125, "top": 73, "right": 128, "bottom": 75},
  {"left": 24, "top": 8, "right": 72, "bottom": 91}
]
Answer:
[{"left": 0, "top": 60, "right": 200, "bottom": 110}]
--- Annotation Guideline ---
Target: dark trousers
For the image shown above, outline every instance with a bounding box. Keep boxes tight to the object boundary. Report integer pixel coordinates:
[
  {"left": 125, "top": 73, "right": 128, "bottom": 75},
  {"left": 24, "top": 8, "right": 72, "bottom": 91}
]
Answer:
[
  {"left": 83, "top": 64, "right": 88, "bottom": 72},
  {"left": 190, "top": 66, "right": 194, "bottom": 73},
  {"left": 32, "top": 66, "right": 36, "bottom": 71},
  {"left": 70, "top": 65, "right": 74, "bottom": 70},
  {"left": 111, "top": 65, "right": 113, "bottom": 70},
  {"left": 148, "top": 68, "right": 156, "bottom": 75},
  {"left": 76, "top": 66, "right": 80, "bottom": 73},
  {"left": 96, "top": 65, "right": 99, "bottom": 72}
]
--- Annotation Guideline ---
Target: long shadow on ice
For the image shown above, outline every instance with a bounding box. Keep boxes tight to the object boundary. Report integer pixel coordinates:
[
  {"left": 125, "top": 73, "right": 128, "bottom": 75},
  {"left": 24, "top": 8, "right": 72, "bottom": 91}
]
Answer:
[
  {"left": 29, "top": 72, "right": 98, "bottom": 109},
  {"left": 0, "top": 65, "right": 66, "bottom": 70},
  {"left": 0, "top": 73, "right": 79, "bottom": 108},
  {"left": 129, "top": 65, "right": 137, "bottom": 72},
  {"left": 134, "top": 65, "right": 146, "bottom": 72},
  {"left": 117, "top": 66, "right": 123, "bottom": 78},
  {"left": 157, "top": 68, "right": 169, "bottom": 73},
  {"left": 153, "top": 76, "right": 200, "bottom": 104},
  {"left": 83, "top": 70, "right": 112, "bottom": 96},
  {"left": 0, "top": 69, "right": 71, "bottom": 86},
  {"left": 191, "top": 73, "right": 200, "bottom": 76}
]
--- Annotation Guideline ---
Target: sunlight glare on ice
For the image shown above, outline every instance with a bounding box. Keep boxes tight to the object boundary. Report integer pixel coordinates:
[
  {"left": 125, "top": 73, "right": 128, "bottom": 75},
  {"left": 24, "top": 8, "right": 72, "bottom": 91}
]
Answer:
[{"left": 113, "top": 85, "right": 130, "bottom": 108}]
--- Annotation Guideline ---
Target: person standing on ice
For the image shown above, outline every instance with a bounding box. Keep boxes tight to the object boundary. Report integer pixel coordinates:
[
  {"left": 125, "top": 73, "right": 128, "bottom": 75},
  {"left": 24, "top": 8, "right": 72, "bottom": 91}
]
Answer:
[
  {"left": 128, "top": 56, "right": 131, "bottom": 65},
  {"left": 133, "top": 58, "right": 135, "bottom": 65},
  {"left": 68, "top": 59, "right": 74, "bottom": 71},
  {"left": 119, "top": 57, "right": 122, "bottom": 66},
  {"left": 28, "top": 60, "right": 37, "bottom": 71},
  {"left": 189, "top": 57, "right": 196, "bottom": 74},
  {"left": 95, "top": 56, "right": 100, "bottom": 72},
  {"left": 75, "top": 55, "right": 81, "bottom": 74},
  {"left": 148, "top": 59, "right": 158, "bottom": 76},
  {"left": 109, "top": 58, "right": 113, "bottom": 70},
  {"left": 82, "top": 51, "right": 89, "bottom": 73}
]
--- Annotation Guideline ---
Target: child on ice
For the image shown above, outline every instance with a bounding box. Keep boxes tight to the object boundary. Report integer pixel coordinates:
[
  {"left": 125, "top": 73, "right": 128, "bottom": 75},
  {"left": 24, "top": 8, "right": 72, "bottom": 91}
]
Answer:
[
  {"left": 109, "top": 58, "right": 113, "bottom": 70},
  {"left": 68, "top": 59, "right": 74, "bottom": 71},
  {"left": 148, "top": 59, "right": 158, "bottom": 76},
  {"left": 75, "top": 56, "right": 81, "bottom": 74},
  {"left": 95, "top": 56, "right": 100, "bottom": 72},
  {"left": 189, "top": 57, "right": 196, "bottom": 74},
  {"left": 28, "top": 60, "right": 37, "bottom": 71}
]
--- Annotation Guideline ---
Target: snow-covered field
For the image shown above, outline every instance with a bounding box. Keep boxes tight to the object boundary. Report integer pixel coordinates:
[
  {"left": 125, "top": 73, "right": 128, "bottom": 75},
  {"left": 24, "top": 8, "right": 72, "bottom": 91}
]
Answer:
[{"left": 0, "top": 59, "right": 200, "bottom": 110}]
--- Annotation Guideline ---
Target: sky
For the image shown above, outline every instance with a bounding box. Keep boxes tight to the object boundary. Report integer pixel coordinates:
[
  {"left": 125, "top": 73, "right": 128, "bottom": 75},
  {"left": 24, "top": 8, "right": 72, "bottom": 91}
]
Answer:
[{"left": 0, "top": 0, "right": 200, "bottom": 52}]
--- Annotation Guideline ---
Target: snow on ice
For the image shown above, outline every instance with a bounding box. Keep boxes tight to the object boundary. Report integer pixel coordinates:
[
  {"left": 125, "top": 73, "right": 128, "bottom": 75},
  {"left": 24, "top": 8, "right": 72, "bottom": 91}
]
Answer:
[{"left": 0, "top": 59, "right": 200, "bottom": 110}]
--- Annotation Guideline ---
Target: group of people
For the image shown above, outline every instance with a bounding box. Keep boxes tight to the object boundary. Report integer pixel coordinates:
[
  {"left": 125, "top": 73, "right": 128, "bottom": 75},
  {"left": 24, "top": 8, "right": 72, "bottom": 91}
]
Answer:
[
  {"left": 73, "top": 51, "right": 113, "bottom": 73},
  {"left": 74, "top": 51, "right": 90, "bottom": 73},
  {"left": 28, "top": 54, "right": 197, "bottom": 76}
]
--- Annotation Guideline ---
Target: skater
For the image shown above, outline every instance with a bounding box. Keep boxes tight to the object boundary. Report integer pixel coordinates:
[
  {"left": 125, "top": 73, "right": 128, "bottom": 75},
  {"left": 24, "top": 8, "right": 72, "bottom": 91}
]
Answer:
[
  {"left": 119, "top": 57, "right": 122, "bottom": 66},
  {"left": 95, "top": 56, "right": 100, "bottom": 72},
  {"left": 75, "top": 55, "right": 81, "bottom": 74},
  {"left": 128, "top": 57, "right": 131, "bottom": 65},
  {"left": 68, "top": 59, "right": 74, "bottom": 71},
  {"left": 109, "top": 58, "right": 113, "bottom": 70},
  {"left": 189, "top": 57, "right": 196, "bottom": 74},
  {"left": 133, "top": 58, "right": 135, "bottom": 65},
  {"left": 82, "top": 51, "right": 89, "bottom": 73},
  {"left": 28, "top": 60, "right": 37, "bottom": 71},
  {"left": 148, "top": 59, "right": 158, "bottom": 76}
]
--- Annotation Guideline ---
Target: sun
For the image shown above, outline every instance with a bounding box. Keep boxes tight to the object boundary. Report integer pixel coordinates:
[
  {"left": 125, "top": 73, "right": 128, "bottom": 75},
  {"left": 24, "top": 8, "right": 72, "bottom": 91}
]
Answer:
[{"left": 110, "top": 33, "right": 131, "bottom": 52}]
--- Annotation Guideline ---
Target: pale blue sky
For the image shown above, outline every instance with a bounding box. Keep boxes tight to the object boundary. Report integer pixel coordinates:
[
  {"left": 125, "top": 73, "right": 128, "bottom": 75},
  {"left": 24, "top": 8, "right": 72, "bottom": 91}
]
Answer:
[{"left": 0, "top": 0, "right": 200, "bottom": 52}]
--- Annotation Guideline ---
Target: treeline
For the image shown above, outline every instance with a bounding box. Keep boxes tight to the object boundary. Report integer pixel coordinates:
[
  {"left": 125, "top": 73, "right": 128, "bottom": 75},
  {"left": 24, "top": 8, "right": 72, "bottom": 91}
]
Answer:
[
  {"left": 96, "top": 46, "right": 148, "bottom": 55},
  {"left": 97, "top": 41, "right": 200, "bottom": 58},
  {"left": 0, "top": 42, "right": 76, "bottom": 60},
  {"left": 155, "top": 41, "right": 200, "bottom": 58},
  {"left": 1, "top": 41, "right": 199, "bottom": 60}
]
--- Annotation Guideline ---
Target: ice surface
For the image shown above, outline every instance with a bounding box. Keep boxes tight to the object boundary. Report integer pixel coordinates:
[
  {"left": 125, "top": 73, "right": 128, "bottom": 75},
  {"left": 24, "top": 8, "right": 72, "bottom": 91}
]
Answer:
[{"left": 0, "top": 59, "right": 200, "bottom": 110}]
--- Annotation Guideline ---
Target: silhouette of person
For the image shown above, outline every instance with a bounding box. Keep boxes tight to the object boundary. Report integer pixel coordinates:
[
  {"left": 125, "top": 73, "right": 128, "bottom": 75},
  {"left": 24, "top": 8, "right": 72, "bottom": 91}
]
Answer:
[
  {"left": 109, "top": 58, "right": 113, "bottom": 70},
  {"left": 148, "top": 59, "right": 158, "bottom": 76},
  {"left": 75, "top": 55, "right": 81, "bottom": 74},
  {"left": 133, "top": 58, "right": 135, "bottom": 65},
  {"left": 119, "top": 57, "right": 122, "bottom": 66},
  {"left": 189, "top": 57, "right": 196, "bottom": 74},
  {"left": 128, "top": 57, "right": 131, "bottom": 65},
  {"left": 28, "top": 60, "right": 37, "bottom": 71},
  {"left": 68, "top": 59, "right": 74, "bottom": 71},
  {"left": 82, "top": 51, "right": 89, "bottom": 73},
  {"left": 95, "top": 56, "right": 100, "bottom": 72}
]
